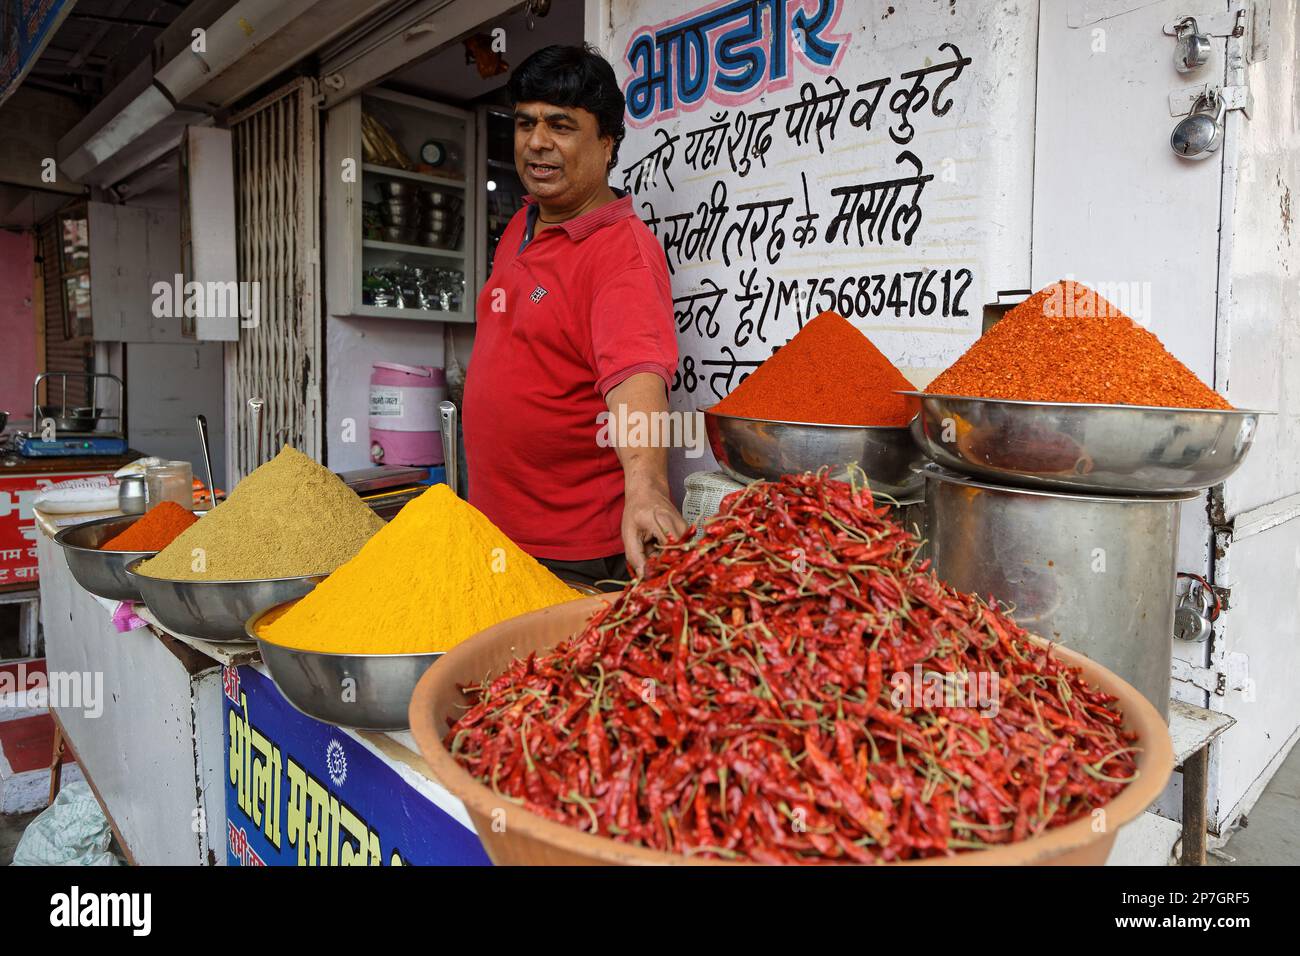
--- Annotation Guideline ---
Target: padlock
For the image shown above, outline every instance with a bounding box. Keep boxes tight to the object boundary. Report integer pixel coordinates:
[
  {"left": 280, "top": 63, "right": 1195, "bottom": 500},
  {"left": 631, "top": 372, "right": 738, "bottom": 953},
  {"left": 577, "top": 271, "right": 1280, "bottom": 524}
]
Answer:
[
  {"left": 1173, "top": 17, "right": 1212, "bottom": 73},
  {"left": 1173, "top": 583, "right": 1214, "bottom": 642},
  {"left": 1170, "top": 89, "right": 1226, "bottom": 160}
]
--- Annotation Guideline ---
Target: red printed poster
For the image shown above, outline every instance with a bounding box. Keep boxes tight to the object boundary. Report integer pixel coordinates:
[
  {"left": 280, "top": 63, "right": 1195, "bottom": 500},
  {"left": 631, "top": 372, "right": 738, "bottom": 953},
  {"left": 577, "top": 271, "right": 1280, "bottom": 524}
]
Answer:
[{"left": 0, "top": 472, "right": 114, "bottom": 586}]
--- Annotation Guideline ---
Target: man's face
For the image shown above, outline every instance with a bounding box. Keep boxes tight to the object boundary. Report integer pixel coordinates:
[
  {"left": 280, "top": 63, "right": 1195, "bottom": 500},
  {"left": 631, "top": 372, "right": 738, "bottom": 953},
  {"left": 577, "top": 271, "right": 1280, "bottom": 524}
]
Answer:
[{"left": 514, "top": 101, "right": 612, "bottom": 204}]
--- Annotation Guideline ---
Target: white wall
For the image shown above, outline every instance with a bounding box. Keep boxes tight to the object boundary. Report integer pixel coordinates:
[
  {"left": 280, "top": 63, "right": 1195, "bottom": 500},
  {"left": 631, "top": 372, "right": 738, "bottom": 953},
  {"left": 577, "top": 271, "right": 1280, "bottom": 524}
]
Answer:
[
  {"left": 604, "top": 0, "right": 1040, "bottom": 497},
  {"left": 126, "top": 341, "right": 228, "bottom": 488}
]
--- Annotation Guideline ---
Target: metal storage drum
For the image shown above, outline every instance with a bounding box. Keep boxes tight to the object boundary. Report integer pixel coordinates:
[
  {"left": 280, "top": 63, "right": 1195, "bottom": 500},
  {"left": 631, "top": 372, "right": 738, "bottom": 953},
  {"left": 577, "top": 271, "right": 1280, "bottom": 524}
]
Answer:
[{"left": 923, "top": 467, "right": 1197, "bottom": 719}]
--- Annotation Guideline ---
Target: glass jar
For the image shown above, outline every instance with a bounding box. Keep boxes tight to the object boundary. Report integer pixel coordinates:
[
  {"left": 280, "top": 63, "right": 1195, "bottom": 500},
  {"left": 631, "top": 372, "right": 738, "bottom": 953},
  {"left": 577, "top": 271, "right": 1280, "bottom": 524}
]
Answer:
[{"left": 145, "top": 461, "right": 193, "bottom": 511}]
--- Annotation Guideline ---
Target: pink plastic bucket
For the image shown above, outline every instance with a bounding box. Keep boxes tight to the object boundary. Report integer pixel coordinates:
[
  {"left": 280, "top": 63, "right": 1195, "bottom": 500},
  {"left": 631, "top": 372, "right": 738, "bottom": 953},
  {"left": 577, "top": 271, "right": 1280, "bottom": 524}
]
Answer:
[{"left": 369, "top": 362, "right": 447, "bottom": 466}]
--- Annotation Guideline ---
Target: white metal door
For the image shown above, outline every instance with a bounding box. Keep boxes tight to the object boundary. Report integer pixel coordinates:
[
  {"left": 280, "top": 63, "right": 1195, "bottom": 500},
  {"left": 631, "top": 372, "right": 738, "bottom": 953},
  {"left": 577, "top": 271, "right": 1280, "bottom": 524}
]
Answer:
[
  {"left": 1032, "top": 0, "right": 1300, "bottom": 836},
  {"left": 224, "top": 78, "right": 323, "bottom": 483},
  {"left": 1031, "top": 0, "right": 1227, "bottom": 697}
]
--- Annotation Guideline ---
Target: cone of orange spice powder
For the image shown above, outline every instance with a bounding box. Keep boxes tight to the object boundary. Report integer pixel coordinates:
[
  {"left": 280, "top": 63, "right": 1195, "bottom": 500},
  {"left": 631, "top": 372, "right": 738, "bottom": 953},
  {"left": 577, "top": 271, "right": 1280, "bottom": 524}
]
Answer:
[
  {"left": 927, "top": 281, "right": 1232, "bottom": 409},
  {"left": 712, "top": 311, "right": 918, "bottom": 426},
  {"left": 100, "top": 501, "right": 198, "bottom": 552}
]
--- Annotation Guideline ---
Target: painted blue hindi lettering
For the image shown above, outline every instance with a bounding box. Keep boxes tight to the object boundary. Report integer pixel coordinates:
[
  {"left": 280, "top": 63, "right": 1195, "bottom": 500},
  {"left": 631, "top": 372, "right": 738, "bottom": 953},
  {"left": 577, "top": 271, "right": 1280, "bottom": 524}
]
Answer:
[
  {"left": 713, "top": 0, "right": 773, "bottom": 95},
  {"left": 222, "top": 665, "right": 490, "bottom": 866},
  {"left": 623, "top": 0, "right": 848, "bottom": 124},
  {"left": 665, "top": 23, "right": 711, "bottom": 107},
  {"left": 792, "top": 0, "right": 842, "bottom": 66},
  {"left": 626, "top": 32, "right": 672, "bottom": 118}
]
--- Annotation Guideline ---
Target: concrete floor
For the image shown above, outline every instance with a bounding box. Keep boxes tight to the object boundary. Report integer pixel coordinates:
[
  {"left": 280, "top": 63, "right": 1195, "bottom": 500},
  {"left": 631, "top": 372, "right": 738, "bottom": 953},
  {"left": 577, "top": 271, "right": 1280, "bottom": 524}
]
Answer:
[
  {"left": 1210, "top": 739, "right": 1300, "bottom": 866},
  {"left": 0, "top": 809, "right": 41, "bottom": 865}
]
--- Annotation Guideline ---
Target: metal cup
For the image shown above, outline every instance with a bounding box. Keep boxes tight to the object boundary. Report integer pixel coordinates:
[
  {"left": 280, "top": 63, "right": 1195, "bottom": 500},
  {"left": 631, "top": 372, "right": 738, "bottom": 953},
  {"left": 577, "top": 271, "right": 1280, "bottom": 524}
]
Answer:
[{"left": 118, "top": 474, "right": 147, "bottom": 514}]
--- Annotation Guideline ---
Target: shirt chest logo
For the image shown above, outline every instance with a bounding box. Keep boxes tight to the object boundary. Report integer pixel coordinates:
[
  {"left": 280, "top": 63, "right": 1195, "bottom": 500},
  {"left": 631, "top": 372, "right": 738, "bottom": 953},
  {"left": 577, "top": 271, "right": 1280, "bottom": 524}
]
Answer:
[{"left": 530, "top": 284, "right": 548, "bottom": 304}]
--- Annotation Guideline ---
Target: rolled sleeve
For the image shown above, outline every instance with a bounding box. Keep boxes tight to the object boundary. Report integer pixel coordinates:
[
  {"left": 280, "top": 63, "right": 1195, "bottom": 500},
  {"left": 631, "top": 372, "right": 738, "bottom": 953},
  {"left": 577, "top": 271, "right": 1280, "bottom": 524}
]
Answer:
[{"left": 590, "top": 265, "right": 679, "bottom": 398}]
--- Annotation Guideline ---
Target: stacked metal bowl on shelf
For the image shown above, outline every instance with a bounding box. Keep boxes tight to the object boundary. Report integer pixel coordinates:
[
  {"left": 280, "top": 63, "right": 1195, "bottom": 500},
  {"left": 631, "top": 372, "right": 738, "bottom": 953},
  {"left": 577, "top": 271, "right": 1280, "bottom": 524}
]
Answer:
[
  {"left": 373, "top": 180, "right": 463, "bottom": 249},
  {"left": 903, "top": 390, "right": 1266, "bottom": 719}
]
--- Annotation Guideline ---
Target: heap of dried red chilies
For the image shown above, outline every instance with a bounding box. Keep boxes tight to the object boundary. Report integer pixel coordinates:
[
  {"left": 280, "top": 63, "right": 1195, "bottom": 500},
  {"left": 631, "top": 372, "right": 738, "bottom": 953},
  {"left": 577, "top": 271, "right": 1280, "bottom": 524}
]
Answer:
[{"left": 446, "top": 472, "right": 1140, "bottom": 863}]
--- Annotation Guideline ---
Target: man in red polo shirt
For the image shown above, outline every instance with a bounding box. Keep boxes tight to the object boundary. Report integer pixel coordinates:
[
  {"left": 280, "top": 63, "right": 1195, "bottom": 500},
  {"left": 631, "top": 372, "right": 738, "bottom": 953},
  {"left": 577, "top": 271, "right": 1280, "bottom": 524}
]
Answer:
[{"left": 463, "top": 44, "right": 687, "bottom": 588}]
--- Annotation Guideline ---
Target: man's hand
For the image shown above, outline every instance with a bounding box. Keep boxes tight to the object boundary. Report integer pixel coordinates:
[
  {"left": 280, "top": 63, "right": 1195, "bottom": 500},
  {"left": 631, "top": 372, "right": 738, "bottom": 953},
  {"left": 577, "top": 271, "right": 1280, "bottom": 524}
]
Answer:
[
  {"left": 605, "top": 372, "right": 689, "bottom": 575},
  {"left": 622, "top": 478, "right": 688, "bottom": 576}
]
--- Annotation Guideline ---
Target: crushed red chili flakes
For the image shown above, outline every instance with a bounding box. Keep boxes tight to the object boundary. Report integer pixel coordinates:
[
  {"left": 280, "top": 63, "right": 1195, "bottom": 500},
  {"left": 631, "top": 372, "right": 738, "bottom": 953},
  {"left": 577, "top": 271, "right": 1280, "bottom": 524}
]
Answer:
[
  {"left": 446, "top": 472, "right": 1140, "bottom": 863},
  {"left": 927, "top": 280, "right": 1232, "bottom": 410}
]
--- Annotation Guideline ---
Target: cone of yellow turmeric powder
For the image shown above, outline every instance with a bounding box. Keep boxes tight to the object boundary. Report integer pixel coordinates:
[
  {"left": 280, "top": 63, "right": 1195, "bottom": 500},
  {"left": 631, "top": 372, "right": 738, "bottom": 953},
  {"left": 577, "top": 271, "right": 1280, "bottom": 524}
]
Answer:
[{"left": 257, "top": 483, "right": 579, "bottom": 654}]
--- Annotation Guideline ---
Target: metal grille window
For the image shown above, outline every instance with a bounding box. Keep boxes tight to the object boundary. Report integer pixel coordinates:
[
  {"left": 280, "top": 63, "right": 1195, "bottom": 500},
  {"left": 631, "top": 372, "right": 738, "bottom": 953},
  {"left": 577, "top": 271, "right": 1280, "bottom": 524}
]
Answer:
[
  {"left": 58, "top": 207, "right": 92, "bottom": 340},
  {"left": 225, "top": 78, "right": 322, "bottom": 483}
]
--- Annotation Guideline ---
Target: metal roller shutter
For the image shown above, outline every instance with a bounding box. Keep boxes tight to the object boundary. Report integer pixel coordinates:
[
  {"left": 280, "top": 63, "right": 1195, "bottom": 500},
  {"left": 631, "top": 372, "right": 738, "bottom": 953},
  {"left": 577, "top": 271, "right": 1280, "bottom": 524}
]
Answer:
[{"left": 224, "top": 78, "right": 322, "bottom": 483}]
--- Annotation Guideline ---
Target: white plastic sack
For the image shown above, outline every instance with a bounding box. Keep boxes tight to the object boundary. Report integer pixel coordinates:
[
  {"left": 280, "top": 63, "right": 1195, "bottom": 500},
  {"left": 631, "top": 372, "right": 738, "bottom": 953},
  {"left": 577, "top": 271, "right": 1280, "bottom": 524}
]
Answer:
[{"left": 11, "top": 782, "right": 122, "bottom": 866}]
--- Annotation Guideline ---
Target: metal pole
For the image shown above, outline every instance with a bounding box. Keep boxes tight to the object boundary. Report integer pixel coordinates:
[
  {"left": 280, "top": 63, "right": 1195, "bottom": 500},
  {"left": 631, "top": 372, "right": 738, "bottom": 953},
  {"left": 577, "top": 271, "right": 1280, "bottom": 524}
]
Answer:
[{"left": 439, "top": 401, "right": 458, "bottom": 497}]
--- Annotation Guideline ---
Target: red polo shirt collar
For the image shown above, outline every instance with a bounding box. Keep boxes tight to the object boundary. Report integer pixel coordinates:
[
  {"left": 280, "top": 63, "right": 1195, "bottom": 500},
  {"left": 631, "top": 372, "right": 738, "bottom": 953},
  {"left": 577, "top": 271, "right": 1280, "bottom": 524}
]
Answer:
[{"left": 520, "top": 188, "right": 635, "bottom": 248}]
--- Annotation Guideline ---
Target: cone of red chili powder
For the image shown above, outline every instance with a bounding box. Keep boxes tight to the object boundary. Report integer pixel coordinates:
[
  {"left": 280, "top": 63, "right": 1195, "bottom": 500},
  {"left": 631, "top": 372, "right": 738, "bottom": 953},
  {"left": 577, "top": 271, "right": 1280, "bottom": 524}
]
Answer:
[
  {"left": 927, "top": 281, "right": 1232, "bottom": 409},
  {"left": 711, "top": 311, "right": 918, "bottom": 426}
]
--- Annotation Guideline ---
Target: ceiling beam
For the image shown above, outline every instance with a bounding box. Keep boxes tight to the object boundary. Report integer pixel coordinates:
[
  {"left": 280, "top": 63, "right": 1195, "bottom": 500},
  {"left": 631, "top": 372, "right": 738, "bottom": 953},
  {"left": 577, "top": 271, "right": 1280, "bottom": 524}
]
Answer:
[
  {"left": 67, "top": 0, "right": 139, "bottom": 70},
  {"left": 68, "top": 13, "right": 170, "bottom": 29}
]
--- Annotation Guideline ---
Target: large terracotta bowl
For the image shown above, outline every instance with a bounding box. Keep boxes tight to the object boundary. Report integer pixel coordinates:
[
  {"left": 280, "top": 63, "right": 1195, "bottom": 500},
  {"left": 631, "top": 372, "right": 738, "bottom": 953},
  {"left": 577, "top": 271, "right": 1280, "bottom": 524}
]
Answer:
[{"left": 408, "top": 597, "right": 1173, "bottom": 865}]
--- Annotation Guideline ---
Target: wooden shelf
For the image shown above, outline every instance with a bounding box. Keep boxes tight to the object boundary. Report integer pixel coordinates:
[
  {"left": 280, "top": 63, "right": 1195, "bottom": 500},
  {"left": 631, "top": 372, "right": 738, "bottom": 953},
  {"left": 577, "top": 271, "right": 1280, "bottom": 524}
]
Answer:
[
  {"left": 327, "top": 91, "right": 476, "bottom": 325},
  {"left": 362, "top": 163, "right": 465, "bottom": 190},
  {"left": 350, "top": 303, "right": 474, "bottom": 323}
]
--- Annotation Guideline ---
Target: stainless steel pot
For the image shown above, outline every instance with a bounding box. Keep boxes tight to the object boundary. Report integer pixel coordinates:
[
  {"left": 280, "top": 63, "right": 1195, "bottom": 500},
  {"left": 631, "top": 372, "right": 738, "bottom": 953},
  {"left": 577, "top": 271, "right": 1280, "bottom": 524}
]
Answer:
[{"left": 923, "top": 466, "right": 1196, "bottom": 719}]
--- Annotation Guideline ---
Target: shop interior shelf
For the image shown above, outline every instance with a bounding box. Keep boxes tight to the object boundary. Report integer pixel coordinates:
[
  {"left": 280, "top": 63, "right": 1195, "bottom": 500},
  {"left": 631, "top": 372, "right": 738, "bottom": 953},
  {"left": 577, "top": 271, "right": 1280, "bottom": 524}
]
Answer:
[
  {"left": 363, "top": 239, "right": 466, "bottom": 258},
  {"left": 362, "top": 163, "right": 465, "bottom": 190},
  {"left": 351, "top": 303, "right": 473, "bottom": 323}
]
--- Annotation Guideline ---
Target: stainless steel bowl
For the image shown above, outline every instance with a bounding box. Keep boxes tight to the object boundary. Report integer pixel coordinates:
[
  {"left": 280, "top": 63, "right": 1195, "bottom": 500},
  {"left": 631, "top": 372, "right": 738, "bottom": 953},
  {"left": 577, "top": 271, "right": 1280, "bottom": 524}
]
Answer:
[
  {"left": 55, "top": 515, "right": 158, "bottom": 601},
  {"left": 125, "top": 559, "right": 323, "bottom": 643},
  {"left": 375, "top": 180, "right": 416, "bottom": 200},
  {"left": 703, "top": 406, "right": 924, "bottom": 499},
  {"left": 250, "top": 601, "right": 441, "bottom": 730},
  {"left": 420, "top": 189, "right": 453, "bottom": 209},
  {"left": 379, "top": 209, "right": 416, "bottom": 228},
  {"left": 381, "top": 225, "right": 415, "bottom": 243},
  {"left": 907, "top": 392, "right": 1265, "bottom": 494}
]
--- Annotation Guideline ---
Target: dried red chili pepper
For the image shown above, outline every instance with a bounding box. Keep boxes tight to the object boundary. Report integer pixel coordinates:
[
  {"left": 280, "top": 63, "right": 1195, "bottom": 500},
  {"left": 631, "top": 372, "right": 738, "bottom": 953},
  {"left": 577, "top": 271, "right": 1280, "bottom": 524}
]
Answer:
[{"left": 445, "top": 471, "right": 1140, "bottom": 863}]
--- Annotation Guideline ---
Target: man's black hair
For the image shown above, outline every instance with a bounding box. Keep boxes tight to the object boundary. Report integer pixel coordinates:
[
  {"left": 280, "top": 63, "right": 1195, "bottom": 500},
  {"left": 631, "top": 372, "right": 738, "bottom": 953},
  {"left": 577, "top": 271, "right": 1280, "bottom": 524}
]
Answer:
[{"left": 508, "top": 43, "right": 627, "bottom": 171}]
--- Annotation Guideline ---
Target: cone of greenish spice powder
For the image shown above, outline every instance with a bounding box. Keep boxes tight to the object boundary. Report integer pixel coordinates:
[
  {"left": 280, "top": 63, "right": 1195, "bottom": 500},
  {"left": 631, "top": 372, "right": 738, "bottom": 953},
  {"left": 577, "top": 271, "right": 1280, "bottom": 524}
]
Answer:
[{"left": 138, "top": 445, "right": 384, "bottom": 581}]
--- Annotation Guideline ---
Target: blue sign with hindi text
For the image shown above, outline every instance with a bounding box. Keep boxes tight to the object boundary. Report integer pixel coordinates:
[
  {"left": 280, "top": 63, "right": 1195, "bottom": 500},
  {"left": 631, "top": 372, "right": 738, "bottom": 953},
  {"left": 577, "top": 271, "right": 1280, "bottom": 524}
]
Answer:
[{"left": 223, "top": 664, "right": 490, "bottom": 866}]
